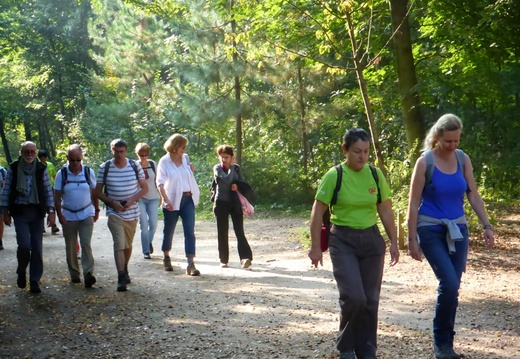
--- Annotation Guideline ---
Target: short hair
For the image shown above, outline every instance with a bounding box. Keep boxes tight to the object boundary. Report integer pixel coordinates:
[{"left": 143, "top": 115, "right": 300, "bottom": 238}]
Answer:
[
  {"left": 164, "top": 134, "right": 188, "bottom": 154},
  {"left": 66, "top": 144, "right": 83, "bottom": 156},
  {"left": 342, "top": 128, "right": 370, "bottom": 150},
  {"left": 21, "top": 141, "right": 37, "bottom": 152},
  {"left": 37, "top": 149, "right": 48, "bottom": 158},
  {"left": 110, "top": 138, "right": 128, "bottom": 149},
  {"left": 422, "top": 114, "right": 463, "bottom": 151},
  {"left": 216, "top": 145, "right": 234, "bottom": 156},
  {"left": 135, "top": 142, "right": 150, "bottom": 155}
]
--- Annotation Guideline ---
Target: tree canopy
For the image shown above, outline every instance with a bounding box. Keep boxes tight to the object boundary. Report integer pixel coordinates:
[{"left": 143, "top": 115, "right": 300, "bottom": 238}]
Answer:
[{"left": 1, "top": 0, "right": 519, "bottom": 210}]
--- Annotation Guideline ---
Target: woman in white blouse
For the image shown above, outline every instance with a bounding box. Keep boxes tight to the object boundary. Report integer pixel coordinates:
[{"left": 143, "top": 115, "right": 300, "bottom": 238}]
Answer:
[{"left": 156, "top": 134, "right": 201, "bottom": 275}]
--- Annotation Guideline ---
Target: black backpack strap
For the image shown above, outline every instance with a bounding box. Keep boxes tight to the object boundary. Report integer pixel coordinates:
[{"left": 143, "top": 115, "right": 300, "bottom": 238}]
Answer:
[
  {"left": 128, "top": 158, "right": 139, "bottom": 179},
  {"left": 368, "top": 164, "right": 381, "bottom": 204},
  {"left": 148, "top": 159, "right": 155, "bottom": 173},
  {"left": 330, "top": 164, "right": 343, "bottom": 208}
]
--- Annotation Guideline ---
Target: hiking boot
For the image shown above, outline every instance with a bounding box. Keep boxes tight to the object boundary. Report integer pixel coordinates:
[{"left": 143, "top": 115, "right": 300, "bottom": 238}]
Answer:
[
  {"left": 29, "top": 281, "right": 41, "bottom": 294},
  {"left": 144, "top": 253, "right": 151, "bottom": 259},
  {"left": 117, "top": 272, "right": 128, "bottom": 292},
  {"left": 52, "top": 225, "right": 60, "bottom": 234},
  {"left": 71, "top": 277, "right": 81, "bottom": 284},
  {"left": 186, "top": 263, "right": 200, "bottom": 276},
  {"left": 339, "top": 351, "right": 356, "bottom": 359},
  {"left": 84, "top": 272, "right": 96, "bottom": 288},
  {"left": 17, "top": 272, "right": 27, "bottom": 289},
  {"left": 149, "top": 243, "right": 154, "bottom": 254},
  {"left": 241, "top": 258, "right": 252, "bottom": 269},
  {"left": 0, "top": 239, "right": 4, "bottom": 250},
  {"left": 434, "top": 344, "right": 461, "bottom": 359},
  {"left": 125, "top": 270, "right": 131, "bottom": 284},
  {"left": 163, "top": 256, "right": 173, "bottom": 271}
]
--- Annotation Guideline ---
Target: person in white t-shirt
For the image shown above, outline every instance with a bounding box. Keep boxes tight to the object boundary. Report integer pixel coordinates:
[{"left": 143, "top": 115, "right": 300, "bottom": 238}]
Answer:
[{"left": 54, "top": 144, "right": 99, "bottom": 288}]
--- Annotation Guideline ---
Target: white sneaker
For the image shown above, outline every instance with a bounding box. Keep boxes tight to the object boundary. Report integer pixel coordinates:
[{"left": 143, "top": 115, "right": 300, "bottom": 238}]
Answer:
[{"left": 241, "top": 259, "right": 252, "bottom": 269}]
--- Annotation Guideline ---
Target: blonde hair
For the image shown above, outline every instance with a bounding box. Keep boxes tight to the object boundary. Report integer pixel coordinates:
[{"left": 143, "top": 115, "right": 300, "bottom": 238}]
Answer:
[
  {"left": 164, "top": 134, "right": 188, "bottom": 154},
  {"left": 135, "top": 142, "right": 150, "bottom": 155},
  {"left": 422, "top": 113, "right": 463, "bottom": 151}
]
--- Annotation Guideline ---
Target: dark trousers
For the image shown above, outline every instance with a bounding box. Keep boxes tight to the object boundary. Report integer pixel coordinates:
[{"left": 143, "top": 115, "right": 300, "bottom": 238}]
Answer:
[
  {"left": 329, "top": 225, "right": 386, "bottom": 359},
  {"left": 13, "top": 206, "right": 45, "bottom": 282},
  {"left": 213, "top": 199, "right": 252, "bottom": 264}
]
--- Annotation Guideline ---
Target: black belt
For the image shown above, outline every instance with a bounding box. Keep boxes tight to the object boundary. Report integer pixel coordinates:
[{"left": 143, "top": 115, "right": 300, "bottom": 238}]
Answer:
[{"left": 182, "top": 192, "right": 192, "bottom": 196}]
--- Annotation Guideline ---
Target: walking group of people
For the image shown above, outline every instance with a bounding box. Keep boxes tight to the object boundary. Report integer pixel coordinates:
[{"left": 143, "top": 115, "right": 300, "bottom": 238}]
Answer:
[
  {"left": 1, "top": 135, "right": 253, "bottom": 293},
  {"left": 0, "top": 113, "right": 496, "bottom": 359},
  {"left": 309, "top": 114, "right": 495, "bottom": 359}
]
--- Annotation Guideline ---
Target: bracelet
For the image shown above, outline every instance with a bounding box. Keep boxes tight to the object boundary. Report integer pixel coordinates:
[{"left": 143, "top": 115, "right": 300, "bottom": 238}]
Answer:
[{"left": 483, "top": 224, "right": 493, "bottom": 230}]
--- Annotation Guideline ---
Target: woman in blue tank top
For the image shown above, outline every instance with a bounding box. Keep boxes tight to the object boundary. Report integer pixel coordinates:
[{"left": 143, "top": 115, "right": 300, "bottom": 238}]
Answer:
[{"left": 407, "top": 114, "right": 495, "bottom": 359}]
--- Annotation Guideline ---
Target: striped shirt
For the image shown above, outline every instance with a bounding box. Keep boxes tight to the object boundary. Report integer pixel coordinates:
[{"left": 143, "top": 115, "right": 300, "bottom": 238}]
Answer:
[{"left": 97, "top": 159, "right": 144, "bottom": 220}]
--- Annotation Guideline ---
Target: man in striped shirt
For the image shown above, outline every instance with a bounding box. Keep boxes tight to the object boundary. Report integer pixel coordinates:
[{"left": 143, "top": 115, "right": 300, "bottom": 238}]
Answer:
[{"left": 94, "top": 139, "right": 148, "bottom": 292}]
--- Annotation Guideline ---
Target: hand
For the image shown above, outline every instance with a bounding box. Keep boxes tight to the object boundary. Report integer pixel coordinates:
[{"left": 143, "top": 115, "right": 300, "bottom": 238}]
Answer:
[
  {"left": 308, "top": 246, "right": 323, "bottom": 268},
  {"left": 231, "top": 184, "right": 238, "bottom": 192},
  {"left": 484, "top": 228, "right": 495, "bottom": 249},
  {"left": 389, "top": 242, "right": 400, "bottom": 266},
  {"left": 47, "top": 213, "right": 56, "bottom": 227},
  {"left": 93, "top": 211, "right": 99, "bottom": 223},
  {"left": 164, "top": 200, "right": 174, "bottom": 211},
  {"left": 58, "top": 213, "right": 67, "bottom": 226},
  {"left": 230, "top": 155, "right": 236, "bottom": 166},
  {"left": 408, "top": 238, "right": 422, "bottom": 261},
  {"left": 3, "top": 213, "right": 11, "bottom": 227}
]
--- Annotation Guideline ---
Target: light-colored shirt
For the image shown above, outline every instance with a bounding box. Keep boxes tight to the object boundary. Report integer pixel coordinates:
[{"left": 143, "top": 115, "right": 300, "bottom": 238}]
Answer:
[
  {"left": 141, "top": 160, "right": 160, "bottom": 200},
  {"left": 54, "top": 165, "right": 96, "bottom": 221},
  {"left": 97, "top": 159, "right": 144, "bottom": 220},
  {"left": 156, "top": 154, "right": 200, "bottom": 210}
]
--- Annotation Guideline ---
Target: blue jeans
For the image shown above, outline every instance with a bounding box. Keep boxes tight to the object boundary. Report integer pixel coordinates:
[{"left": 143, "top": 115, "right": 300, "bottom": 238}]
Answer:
[
  {"left": 418, "top": 225, "right": 469, "bottom": 347},
  {"left": 138, "top": 198, "right": 159, "bottom": 254},
  {"left": 161, "top": 196, "right": 196, "bottom": 256}
]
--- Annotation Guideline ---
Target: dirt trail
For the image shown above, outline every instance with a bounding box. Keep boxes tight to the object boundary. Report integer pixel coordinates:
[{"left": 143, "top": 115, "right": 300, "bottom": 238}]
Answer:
[{"left": 0, "top": 214, "right": 518, "bottom": 358}]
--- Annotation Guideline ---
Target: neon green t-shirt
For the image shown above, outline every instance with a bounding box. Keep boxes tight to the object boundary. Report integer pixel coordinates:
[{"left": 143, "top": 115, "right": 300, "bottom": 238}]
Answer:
[
  {"left": 46, "top": 161, "right": 56, "bottom": 186},
  {"left": 315, "top": 163, "right": 391, "bottom": 229}
]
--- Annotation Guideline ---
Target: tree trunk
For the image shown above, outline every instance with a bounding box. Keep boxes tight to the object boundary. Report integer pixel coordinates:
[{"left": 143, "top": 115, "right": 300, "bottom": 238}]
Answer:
[
  {"left": 0, "top": 117, "right": 12, "bottom": 163},
  {"left": 231, "top": 2, "right": 242, "bottom": 165},
  {"left": 389, "top": 0, "right": 425, "bottom": 165},
  {"left": 345, "top": 10, "right": 387, "bottom": 177},
  {"left": 297, "top": 66, "right": 309, "bottom": 176}
]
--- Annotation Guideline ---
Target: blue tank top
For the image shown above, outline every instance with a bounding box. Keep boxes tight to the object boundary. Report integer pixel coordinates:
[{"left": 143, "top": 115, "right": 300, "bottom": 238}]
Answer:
[{"left": 419, "top": 164, "right": 467, "bottom": 220}]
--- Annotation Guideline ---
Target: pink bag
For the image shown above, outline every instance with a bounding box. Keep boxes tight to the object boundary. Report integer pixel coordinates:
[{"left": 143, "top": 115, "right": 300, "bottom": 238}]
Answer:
[{"left": 237, "top": 191, "right": 254, "bottom": 217}]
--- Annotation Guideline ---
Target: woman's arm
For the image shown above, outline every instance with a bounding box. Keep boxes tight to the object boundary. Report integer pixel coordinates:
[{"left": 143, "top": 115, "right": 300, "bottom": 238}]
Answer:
[
  {"left": 308, "top": 200, "right": 328, "bottom": 268},
  {"left": 377, "top": 199, "right": 399, "bottom": 266},
  {"left": 407, "top": 157, "right": 427, "bottom": 261},
  {"left": 463, "top": 155, "right": 495, "bottom": 248}
]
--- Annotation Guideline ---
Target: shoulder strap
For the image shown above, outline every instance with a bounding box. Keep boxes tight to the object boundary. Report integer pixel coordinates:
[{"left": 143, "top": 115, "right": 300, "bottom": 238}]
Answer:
[
  {"left": 128, "top": 158, "right": 139, "bottom": 179},
  {"left": 84, "top": 165, "right": 91, "bottom": 184},
  {"left": 368, "top": 164, "right": 381, "bottom": 204},
  {"left": 60, "top": 165, "right": 68, "bottom": 192},
  {"left": 424, "top": 150, "right": 435, "bottom": 186},
  {"left": 330, "top": 164, "right": 343, "bottom": 208},
  {"left": 148, "top": 159, "right": 155, "bottom": 173},
  {"left": 455, "top": 149, "right": 465, "bottom": 171}
]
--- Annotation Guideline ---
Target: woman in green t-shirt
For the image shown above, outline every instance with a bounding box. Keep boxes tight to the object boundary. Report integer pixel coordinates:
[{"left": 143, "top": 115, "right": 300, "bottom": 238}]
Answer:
[{"left": 308, "top": 128, "right": 399, "bottom": 359}]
